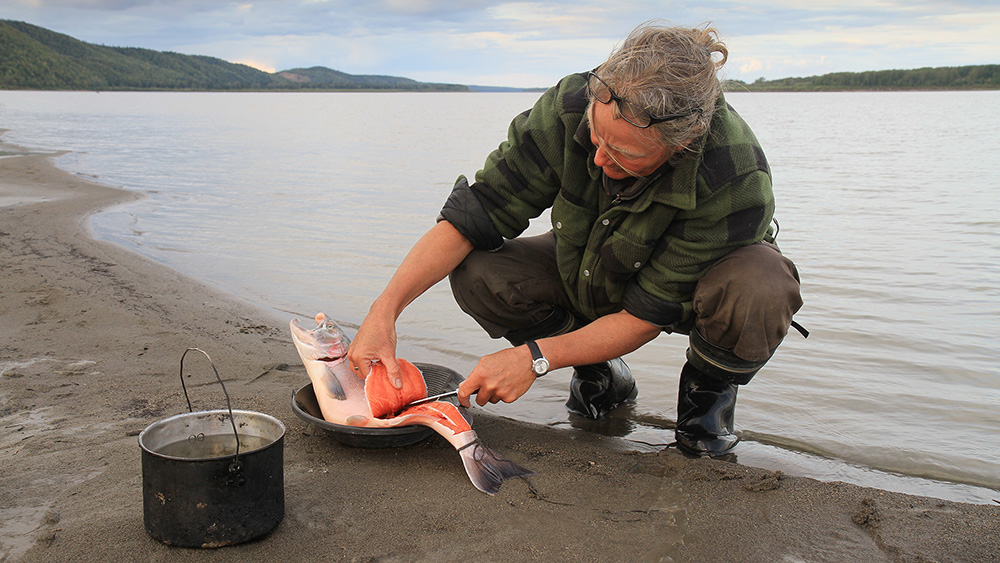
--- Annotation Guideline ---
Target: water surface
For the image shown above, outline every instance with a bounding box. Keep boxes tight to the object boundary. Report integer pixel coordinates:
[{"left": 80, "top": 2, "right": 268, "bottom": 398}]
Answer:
[{"left": 1, "top": 89, "right": 997, "bottom": 503}]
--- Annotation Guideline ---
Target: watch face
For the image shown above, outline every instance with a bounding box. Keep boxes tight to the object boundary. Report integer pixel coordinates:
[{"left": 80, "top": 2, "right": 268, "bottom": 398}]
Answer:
[{"left": 533, "top": 358, "right": 549, "bottom": 375}]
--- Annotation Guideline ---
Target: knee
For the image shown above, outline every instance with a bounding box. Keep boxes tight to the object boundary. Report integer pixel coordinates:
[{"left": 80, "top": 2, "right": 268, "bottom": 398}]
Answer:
[
  {"left": 693, "top": 243, "right": 803, "bottom": 361},
  {"left": 695, "top": 243, "right": 801, "bottom": 317}
]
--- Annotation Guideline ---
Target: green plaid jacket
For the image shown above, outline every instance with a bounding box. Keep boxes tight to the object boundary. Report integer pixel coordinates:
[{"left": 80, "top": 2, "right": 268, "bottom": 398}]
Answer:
[{"left": 440, "top": 72, "right": 775, "bottom": 328}]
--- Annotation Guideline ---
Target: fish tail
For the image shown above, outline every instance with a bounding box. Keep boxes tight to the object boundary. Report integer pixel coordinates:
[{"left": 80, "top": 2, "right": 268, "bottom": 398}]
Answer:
[{"left": 458, "top": 439, "right": 534, "bottom": 495}]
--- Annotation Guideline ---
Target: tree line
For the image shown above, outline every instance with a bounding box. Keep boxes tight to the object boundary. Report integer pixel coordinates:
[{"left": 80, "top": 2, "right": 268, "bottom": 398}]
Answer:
[
  {"left": 3, "top": 19, "right": 996, "bottom": 92},
  {"left": 730, "top": 64, "right": 1000, "bottom": 92}
]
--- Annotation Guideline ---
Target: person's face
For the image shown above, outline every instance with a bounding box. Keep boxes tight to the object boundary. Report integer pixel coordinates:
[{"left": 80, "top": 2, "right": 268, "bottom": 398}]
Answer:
[{"left": 588, "top": 101, "right": 673, "bottom": 180}]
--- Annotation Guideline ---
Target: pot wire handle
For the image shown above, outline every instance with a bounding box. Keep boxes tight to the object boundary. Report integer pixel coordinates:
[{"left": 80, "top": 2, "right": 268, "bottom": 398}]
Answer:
[{"left": 179, "top": 347, "right": 242, "bottom": 471}]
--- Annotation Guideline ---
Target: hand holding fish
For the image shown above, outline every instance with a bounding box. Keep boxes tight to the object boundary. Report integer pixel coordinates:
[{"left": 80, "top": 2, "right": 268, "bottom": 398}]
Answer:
[
  {"left": 290, "top": 312, "right": 533, "bottom": 494},
  {"left": 347, "top": 307, "right": 402, "bottom": 389},
  {"left": 458, "top": 346, "right": 538, "bottom": 407},
  {"left": 348, "top": 222, "right": 475, "bottom": 388}
]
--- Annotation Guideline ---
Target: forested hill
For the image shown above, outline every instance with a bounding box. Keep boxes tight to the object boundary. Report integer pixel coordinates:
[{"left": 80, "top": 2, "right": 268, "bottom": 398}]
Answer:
[
  {"left": 0, "top": 20, "right": 467, "bottom": 91},
  {"left": 731, "top": 64, "right": 1000, "bottom": 91},
  {"left": 3, "top": 19, "right": 996, "bottom": 92}
]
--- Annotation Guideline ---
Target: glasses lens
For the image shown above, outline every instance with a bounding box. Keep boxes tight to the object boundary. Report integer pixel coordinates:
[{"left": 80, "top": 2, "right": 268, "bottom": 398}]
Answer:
[
  {"left": 617, "top": 100, "right": 652, "bottom": 128},
  {"left": 587, "top": 73, "right": 612, "bottom": 103},
  {"left": 589, "top": 73, "right": 654, "bottom": 128}
]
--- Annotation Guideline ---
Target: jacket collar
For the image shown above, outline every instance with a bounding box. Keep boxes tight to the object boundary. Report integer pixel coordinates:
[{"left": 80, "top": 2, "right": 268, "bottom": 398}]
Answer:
[{"left": 574, "top": 117, "right": 699, "bottom": 212}]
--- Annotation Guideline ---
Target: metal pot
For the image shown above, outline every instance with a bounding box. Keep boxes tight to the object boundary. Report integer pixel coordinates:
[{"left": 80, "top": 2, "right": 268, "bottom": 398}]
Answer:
[{"left": 138, "top": 349, "right": 285, "bottom": 548}]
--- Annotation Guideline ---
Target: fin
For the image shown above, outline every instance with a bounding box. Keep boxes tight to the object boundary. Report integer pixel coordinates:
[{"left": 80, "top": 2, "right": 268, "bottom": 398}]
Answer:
[
  {"left": 321, "top": 369, "right": 347, "bottom": 400},
  {"left": 458, "top": 440, "right": 534, "bottom": 496},
  {"left": 344, "top": 414, "right": 370, "bottom": 426}
]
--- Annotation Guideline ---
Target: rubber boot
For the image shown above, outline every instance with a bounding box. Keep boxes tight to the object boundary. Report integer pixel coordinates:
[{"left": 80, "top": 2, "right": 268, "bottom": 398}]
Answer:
[
  {"left": 674, "top": 362, "right": 740, "bottom": 456},
  {"left": 565, "top": 358, "right": 638, "bottom": 419}
]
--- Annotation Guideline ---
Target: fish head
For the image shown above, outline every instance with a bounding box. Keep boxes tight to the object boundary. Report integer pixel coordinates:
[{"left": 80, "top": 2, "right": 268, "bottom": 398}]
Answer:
[{"left": 289, "top": 312, "right": 351, "bottom": 362}]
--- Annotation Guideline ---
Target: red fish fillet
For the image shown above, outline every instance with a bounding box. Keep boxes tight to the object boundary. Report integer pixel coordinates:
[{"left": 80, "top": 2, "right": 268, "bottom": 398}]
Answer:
[{"left": 366, "top": 360, "right": 533, "bottom": 495}]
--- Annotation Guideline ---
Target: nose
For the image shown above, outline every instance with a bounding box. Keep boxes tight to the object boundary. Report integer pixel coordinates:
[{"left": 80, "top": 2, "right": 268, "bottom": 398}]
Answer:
[{"left": 593, "top": 142, "right": 615, "bottom": 169}]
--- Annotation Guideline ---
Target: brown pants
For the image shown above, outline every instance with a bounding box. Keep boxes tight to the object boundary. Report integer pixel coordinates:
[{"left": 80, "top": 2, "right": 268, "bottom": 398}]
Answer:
[{"left": 449, "top": 232, "right": 802, "bottom": 369}]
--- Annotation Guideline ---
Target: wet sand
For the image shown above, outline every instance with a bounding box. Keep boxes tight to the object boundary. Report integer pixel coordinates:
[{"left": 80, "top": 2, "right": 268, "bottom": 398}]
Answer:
[{"left": 1, "top": 140, "right": 998, "bottom": 562}]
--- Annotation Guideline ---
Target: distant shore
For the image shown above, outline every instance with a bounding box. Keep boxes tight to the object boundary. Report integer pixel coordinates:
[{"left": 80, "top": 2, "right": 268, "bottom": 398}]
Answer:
[
  {"left": 726, "top": 85, "right": 1000, "bottom": 92},
  {"left": 1, "top": 138, "right": 998, "bottom": 562},
  {"left": 3, "top": 19, "right": 998, "bottom": 92}
]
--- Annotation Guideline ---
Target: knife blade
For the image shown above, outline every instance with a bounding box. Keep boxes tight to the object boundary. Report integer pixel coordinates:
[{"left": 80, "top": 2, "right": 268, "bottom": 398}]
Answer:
[{"left": 404, "top": 390, "right": 460, "bottom": 407}]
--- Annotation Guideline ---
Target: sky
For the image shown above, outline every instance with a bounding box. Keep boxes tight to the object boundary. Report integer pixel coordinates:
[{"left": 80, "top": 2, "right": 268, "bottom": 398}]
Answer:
[{"left": 4, "top": 0, "right": 999, "bottom": 88}]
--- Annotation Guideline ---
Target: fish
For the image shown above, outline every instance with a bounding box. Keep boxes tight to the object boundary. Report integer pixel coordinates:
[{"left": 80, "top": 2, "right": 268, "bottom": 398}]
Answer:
[{"left": 289, "top": 312, "right": 534, "bottom": 495}]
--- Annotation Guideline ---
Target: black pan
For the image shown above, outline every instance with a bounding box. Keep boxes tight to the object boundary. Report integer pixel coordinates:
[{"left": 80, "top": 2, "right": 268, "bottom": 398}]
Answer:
[{"left": 291, "top": 362, "right": 464, "bottom": 448}]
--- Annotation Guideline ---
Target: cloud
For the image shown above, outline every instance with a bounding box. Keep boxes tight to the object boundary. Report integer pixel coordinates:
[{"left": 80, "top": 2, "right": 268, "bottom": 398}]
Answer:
[
  {"left": 232, "top": 58, "right": 277, "bottom": 73},
  {"left": 739, "top": 59, "right": 765, "bottom": 75},
  {"left": 723, "top": 2, "right": 1000, "bottom": 79},
  {"left": 4, "top": 0, "right": 999, "bottom": 86}
]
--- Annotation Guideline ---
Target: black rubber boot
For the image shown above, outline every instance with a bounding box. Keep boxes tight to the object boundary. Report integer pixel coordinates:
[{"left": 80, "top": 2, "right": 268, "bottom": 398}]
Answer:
[
  {"left": 674, "top": 362, "right": 740, "bottom": 456},
  {"left": 565, "top": 358, "right": 638, "bottom": 419}
]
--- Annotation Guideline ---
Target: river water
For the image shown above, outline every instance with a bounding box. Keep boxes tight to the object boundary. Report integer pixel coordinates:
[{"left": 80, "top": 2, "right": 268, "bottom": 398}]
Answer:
[{"left": 1, "top": 89, "right": 997, "bottom": 504}]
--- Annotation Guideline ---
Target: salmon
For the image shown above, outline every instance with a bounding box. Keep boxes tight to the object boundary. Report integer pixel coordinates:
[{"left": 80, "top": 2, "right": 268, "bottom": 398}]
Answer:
[{"left": 289, "top": 313, "right": 533, "bottom": 495}]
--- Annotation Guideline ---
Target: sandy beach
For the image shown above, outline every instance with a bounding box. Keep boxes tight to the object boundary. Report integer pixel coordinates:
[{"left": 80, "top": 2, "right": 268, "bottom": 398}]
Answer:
[{"left": 1, "top": 139, "right": 998, "bottom": 562}]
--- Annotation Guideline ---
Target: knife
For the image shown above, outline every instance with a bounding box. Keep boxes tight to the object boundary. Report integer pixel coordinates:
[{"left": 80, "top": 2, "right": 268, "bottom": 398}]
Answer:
[{"left": 404, "top": 390, "right": 460, "bottom": 407}]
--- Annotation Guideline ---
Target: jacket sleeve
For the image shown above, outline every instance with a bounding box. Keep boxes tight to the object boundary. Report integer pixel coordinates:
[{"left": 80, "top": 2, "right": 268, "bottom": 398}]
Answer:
[
  {"left": 622, "top": 282, "right": 685, "bottom": 330},
  {"left": 437, "top": 175, "right": 504, "bottom": 252}
]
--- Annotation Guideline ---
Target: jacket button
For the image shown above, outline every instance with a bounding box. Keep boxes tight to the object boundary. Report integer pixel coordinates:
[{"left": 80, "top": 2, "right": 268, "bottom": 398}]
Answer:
[
  {"left": 555, "top": 221, "right": 562, "bottom": 229},
  {"left": 634, "top": 262, "right": 642, "bottom": 269},
  {"left": 583, "top": 269, "right": 590, "bottom": 277},
  {"left": 602, "top": 219, "right": 610, "bottom": 226}
]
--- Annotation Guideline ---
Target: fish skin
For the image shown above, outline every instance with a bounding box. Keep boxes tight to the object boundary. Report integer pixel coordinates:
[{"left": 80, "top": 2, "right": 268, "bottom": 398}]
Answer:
[
  {"left": 290, "top": 313, "right": 370, "bottom": 424},
  {"left": 289, "top": 312, "right": 533, "bottom": 494}
]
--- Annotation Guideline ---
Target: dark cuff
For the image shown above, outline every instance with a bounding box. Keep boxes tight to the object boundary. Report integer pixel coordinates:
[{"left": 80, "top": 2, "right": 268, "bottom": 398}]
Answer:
[
  {"left": 688, "top": 329, "right": 772, "bottom": 385},
  {"left": 437, "top": 175, "right": 504, "bottom": 251},
  {"left": 622, "top": 282, "right": 684, "bottom": 330}
]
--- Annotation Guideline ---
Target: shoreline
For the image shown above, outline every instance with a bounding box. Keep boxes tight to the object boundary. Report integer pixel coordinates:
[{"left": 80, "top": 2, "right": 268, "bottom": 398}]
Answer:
[
  {"left": 24, "top": 134, "right": 999, "bottom": 507},
  {"left": 1, "top": 142, "right": 998, "bottom": 561}
]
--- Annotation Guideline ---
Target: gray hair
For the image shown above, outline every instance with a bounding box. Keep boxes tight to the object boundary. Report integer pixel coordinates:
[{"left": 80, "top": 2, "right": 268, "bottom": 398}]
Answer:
[{"left": 593, "top": 21, "right": 728, "bottom": 155}]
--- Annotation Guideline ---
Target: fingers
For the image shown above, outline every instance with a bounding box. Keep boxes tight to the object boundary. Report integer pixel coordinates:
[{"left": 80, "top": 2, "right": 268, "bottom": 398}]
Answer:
[
  {"left": 350, "top": 359, "right": 374, "bottom": 379},
  {"left": 446, "top": 350, "right": 532, "bottom": 408},
  {"left": 346, "top": 355, "right": 403, "bottom": 390},
  {"left": 457, "top": 380, "right": 473, "bottom": 408},
  {"left": 383, "top": 356, "right": 403, "bottom": 389},
  {"left": 347, "top": 315, "right": 399, "bottom": 382},
  {"left": 457, "top": 379, "right": 493, "bottom": 408},
  {"left": 347, "top": 338, "right": 395, "bottom": 382},
  {"left": 465, "top": 386, "right": 504, "bottom": 406},
  {"left": 346, "top": 341, "right": 374, "bottom": 378},
  {"left": 346, "top": 345, "right": 367, "bottom": 378}
]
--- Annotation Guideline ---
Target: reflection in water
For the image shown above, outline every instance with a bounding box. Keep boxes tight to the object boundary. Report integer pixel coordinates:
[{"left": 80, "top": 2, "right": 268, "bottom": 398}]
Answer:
[{"left": 566, "top": 403, "right": 639, "bottom": 437}]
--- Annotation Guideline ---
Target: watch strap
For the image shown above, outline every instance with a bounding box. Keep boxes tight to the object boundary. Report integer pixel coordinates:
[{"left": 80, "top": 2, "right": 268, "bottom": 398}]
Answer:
[{"left": 526, "top": 339, "right": 543, "bottom": 361}]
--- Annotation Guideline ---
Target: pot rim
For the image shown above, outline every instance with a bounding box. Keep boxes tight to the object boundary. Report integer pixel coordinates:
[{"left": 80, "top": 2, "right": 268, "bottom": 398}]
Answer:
[{"left": 139, "top": 409, "right": 285, "bottom": 461}]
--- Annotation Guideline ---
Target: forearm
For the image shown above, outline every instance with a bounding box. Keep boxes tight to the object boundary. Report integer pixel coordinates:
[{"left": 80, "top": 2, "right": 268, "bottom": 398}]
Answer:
[
  {"left": 535, "top": 311, "right": 661, "bottom": 369},
  {"left": 458, "top": 310, "right": 660, "bottom": 406},
  {"left": 368, "top": 220, "right": 474, "bottom": 321}
]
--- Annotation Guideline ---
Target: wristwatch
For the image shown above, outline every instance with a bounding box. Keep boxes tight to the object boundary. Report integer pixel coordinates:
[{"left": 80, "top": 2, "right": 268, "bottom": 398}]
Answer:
[{"left": 525, "top": 340, "right": 549, "bottom": 377}]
